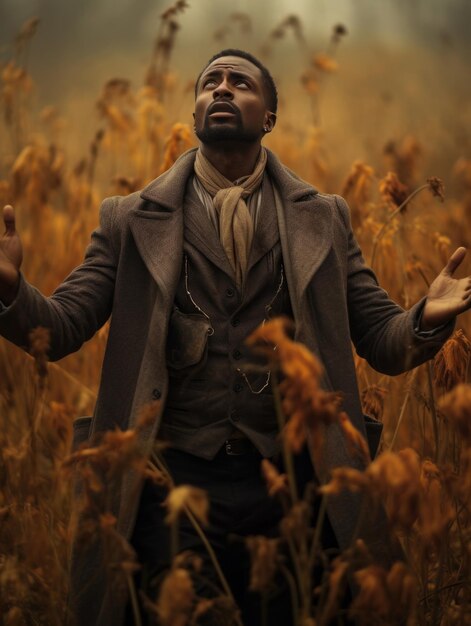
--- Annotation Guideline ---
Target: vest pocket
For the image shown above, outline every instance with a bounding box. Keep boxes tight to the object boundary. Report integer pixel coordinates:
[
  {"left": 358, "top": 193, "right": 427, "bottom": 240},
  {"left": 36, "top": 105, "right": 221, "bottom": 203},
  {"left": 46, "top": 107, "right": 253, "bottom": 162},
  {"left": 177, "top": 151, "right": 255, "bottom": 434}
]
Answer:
[
  {"left": 72, "top": 416, "right": 92, "bottom": 451},
  {"left": 166, "top": 307, "right": 212, "bottom": 372}
]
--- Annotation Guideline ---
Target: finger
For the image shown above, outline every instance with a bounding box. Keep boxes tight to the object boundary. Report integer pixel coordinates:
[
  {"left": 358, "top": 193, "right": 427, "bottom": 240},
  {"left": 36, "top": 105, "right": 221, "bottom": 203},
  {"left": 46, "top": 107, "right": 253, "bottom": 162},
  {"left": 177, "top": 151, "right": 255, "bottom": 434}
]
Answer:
[
  {"left": 3, "top": 205, "right": 16, "bottom": 235},
  {"left": 443, "top": 247, "right": 467, "bottom": 276}
]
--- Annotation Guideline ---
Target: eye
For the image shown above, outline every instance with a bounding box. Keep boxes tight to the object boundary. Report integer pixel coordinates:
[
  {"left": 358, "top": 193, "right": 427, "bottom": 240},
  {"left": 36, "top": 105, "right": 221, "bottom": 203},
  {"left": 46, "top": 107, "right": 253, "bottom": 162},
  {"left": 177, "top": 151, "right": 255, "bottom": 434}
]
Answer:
[
  {"left": 203, "top": 79, "right": 217, "bottom": 89},
  {"left": 235, "top": 79, "right": 250, "bottom": 89}
]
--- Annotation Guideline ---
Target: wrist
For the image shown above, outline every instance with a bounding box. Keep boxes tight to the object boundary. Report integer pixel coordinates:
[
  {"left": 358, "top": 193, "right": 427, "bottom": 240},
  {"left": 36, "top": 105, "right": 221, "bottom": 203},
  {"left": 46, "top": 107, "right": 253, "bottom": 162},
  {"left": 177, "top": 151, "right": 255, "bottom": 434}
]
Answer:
[
  {"left": 419, "top": 317, "right": 436, "bottom": 332},
  {"left": 420, "top": 300, "right": 452, "bottom": 332}
]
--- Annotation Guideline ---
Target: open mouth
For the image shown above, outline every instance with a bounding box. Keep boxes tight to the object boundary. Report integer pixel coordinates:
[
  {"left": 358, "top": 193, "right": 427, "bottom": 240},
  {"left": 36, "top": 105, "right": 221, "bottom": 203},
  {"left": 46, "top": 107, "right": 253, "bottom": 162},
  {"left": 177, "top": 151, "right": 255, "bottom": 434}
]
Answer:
[
  {"left": 207, "top": 101, "right": 239, "bottom": 117},
  {"left": 208, "top": 111, "right": 236, "bottom": 118}
]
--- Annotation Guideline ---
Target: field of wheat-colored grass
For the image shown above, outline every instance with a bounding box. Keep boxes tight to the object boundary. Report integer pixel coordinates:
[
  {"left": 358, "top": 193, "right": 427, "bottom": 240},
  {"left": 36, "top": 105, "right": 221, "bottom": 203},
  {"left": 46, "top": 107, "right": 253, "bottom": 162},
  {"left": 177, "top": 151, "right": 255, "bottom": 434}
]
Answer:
[{"left": 2, "top": 3, "right": 471, "bottom": 625}]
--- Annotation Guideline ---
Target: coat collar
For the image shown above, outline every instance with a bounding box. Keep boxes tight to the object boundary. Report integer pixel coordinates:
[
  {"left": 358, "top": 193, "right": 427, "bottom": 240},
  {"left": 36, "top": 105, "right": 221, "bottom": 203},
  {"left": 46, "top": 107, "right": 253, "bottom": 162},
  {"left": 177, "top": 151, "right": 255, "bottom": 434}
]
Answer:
[
  {"left": 140, "top": 149, "right": 198, "bottom": 209},
  {"left": 135, "top": 146, "right": 332, "bottom": 303},
  {"left": 139, "top": 147, "right": 321, "bottom": 209}
]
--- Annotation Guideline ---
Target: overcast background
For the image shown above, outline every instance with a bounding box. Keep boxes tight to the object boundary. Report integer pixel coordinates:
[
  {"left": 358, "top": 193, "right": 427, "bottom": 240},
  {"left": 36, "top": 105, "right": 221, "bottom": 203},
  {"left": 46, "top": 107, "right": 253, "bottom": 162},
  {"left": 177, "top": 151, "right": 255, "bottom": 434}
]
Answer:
[{"left": 1, "top": 0, "right": 470, "bottom": 183}]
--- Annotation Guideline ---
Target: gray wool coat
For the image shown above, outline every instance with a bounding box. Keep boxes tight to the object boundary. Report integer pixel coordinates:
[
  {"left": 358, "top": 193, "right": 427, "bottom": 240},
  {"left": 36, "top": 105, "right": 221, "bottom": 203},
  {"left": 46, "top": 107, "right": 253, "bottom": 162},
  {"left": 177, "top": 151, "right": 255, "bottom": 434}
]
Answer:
[{"left": 0, "top": 148, "right": 453, "bottom": 625}]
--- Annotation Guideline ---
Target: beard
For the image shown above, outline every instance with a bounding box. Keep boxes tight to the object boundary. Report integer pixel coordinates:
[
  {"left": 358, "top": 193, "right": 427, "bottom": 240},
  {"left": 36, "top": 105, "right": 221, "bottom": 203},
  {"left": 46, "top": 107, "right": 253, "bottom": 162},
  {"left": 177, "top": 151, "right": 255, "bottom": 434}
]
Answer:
[{"left": 195, "top": 112, "right": 260, "bottom": 145}]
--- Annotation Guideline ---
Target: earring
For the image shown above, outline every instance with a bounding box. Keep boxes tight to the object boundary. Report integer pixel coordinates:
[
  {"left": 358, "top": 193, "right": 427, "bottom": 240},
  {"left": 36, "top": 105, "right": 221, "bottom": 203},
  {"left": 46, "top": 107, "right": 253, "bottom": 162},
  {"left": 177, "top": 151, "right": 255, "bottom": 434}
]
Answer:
[{"left": 263, "top": 126, "right": 269, "bottom": 132}]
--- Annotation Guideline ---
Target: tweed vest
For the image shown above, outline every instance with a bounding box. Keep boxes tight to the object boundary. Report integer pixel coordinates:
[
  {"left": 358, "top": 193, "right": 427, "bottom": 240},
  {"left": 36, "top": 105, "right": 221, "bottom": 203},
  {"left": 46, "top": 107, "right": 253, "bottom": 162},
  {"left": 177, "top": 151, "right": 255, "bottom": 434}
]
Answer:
[{"left": 158, "top": 174, "right": 293, "bottom": 460}]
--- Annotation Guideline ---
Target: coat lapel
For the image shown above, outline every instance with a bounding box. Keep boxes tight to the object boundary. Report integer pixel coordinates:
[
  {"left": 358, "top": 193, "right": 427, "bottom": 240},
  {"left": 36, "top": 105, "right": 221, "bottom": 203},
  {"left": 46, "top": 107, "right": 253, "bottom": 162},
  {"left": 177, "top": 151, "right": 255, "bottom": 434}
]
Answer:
[
  {"left": 266, "top": 149, "right": 333, "bottom": 303},
  {"left": 247, "top": 174, "right": 279, "bottom": 273},
  {"left": 183, "top": 182, "right": 235, "bottom": 279},
  {"left": 129, "top": 149, "right": 198, "bottom": 298},
  {"left": 129, "top": 209, "right": 183, "bottom": 302}
]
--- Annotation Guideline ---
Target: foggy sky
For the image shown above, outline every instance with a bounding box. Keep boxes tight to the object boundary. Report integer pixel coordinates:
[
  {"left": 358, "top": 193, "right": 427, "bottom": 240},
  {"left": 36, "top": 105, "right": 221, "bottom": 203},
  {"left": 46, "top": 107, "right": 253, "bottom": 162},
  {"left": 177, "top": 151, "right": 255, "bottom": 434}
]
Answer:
[
  {"left": 1, "top": 0, "right": 470, "bottom": 183},
  {"left": 1, "top": 0, "right": 470, "bottom": 107}
]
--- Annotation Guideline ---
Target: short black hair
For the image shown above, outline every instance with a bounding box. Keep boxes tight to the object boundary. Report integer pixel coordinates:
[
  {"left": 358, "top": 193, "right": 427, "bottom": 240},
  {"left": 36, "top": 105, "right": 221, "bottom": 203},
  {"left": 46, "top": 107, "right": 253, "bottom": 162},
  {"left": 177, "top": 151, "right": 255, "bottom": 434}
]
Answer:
[{"left": 195, "top": 48, "right": 278, "bottom": 114}]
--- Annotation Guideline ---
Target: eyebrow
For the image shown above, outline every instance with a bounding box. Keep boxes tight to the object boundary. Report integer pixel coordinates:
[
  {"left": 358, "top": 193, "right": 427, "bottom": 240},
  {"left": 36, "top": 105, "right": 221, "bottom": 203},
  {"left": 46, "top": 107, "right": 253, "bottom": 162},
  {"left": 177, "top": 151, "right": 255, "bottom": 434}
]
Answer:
[{"left": 199, "top": 69, "right": 255, "bottom": 85}]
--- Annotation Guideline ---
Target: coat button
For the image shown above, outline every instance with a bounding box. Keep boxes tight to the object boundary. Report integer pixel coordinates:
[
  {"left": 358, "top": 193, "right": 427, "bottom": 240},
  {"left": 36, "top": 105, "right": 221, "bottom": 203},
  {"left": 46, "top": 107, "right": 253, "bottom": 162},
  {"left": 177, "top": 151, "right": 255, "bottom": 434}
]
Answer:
[
  {"left": 230, "top": 409, "right": 240, "bottom": 422},
  {"left": 231, "top": 317, "right": 240, "bottom": 327},
  {"left": 232, "top": 349, "right": 242, "bottom": 360},
  {"left": 152, "top": 388, "right": 161, "bottom": 400},
  {"left": 233, "top": 383, "right": 243, "bottom": 393},
  {"left": 225, "top": 288, "right": 235, "bottom": 297}
]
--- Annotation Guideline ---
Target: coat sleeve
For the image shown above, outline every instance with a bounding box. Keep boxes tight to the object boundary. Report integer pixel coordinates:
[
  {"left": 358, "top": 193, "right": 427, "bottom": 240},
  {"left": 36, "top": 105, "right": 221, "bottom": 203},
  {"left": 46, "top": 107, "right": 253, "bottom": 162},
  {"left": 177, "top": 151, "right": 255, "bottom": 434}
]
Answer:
[
  {"left": 0, "top": 196, "right": 119, "bottom": 361},
  {"left": 334, "top": 194, "right": 454, "bottom": 375}
]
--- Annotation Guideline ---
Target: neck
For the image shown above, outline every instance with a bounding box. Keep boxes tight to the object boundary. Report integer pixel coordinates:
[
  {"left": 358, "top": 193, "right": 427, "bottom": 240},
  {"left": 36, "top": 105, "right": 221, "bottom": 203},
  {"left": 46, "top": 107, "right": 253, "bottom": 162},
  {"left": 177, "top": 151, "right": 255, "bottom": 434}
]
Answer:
[{"left": 200, "top": 142, "right": 262, "bottom": 181}]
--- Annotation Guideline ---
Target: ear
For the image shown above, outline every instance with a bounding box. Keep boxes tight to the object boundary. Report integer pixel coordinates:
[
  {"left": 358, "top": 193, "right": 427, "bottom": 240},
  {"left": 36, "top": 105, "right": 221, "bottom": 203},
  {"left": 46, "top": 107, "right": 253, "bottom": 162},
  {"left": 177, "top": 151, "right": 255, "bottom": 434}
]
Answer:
[{"left": 264, "top": 111, "right": 277, "bottom": 133}]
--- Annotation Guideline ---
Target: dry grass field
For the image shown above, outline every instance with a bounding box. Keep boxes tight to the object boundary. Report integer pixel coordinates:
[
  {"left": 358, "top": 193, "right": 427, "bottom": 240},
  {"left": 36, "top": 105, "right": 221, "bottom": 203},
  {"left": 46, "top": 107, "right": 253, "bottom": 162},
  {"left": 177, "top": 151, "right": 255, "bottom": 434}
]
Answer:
[{"left": 1, "top": 3, "right": 471, "bottom": 625}]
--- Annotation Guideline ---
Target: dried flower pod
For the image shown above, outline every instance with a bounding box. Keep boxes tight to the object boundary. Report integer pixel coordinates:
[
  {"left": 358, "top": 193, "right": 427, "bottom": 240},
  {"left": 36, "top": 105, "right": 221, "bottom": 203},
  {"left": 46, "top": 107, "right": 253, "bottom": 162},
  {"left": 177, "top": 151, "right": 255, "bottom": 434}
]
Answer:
[
  {"left": 341, "top": 160, "right": 375, "bottom": 207},
  {"left": 361, "top": 385, "right": 387, "bottom": 421},
  {"left": 313, "top": 53, "right": 338, "bottom": 73},
  {"left": 338, "top": 412, "right": 370, "bottom": 464},
  {"left": 433, "top": 329, "right": 471, "bottom": 391},
  {"left": 319, "top": 467, "right": 368, "bottom": 496},
  {"left": 427, "top": 176, "right": 445, "bottom": 202},
  {"left": 322, "top": 447, "right": 453, "bottom": 542},
  {"left": 157, "top": 567, "right": 194, "bottom": 626},
  {"left": 164, "top": 485, "right": 209, "bottom": 526},
  {"left": 29, "top": 326, "right": 50, "bottom": 385},
  {"left": 351, "top": 561, "right": 415, "bottom": 623},
  {"left": 379, "top": 171, "right": 409, "bottom": 208},
  {"left": 418, "top": 460, "right": 453, "bottom": 545},
  {"left": 332, "top": 23, "right": 348, "bottom": 41},
  {"left": 321, "top": 554, "right": 350, "bottom": 623},
  {"left": 4, "top": 607, "right": 25, "bottom": 626},
  {"left": 245, "top": 535, "right": 279, "bottom": 591},
  {"left": 261, "top": 459, "right": 289, "bottom": 498},
  {"left": 247, "top": 318, "right": 354, "bottom": 465},
  {"left": 439, "top": 383, "right": 471, "bottom": 445},
  {"left": 173, "top": 551, "right": 203, "bottom": 573},
  {"left": 280, "top": 501, "right": 310, "bottom": 541},
  {"left": 42, "top": 401, "right": 73, "bottom": 453},
  {"left": 383, "top": 136, "right": 422, "bottom": 188},
  {"left": 192, "top": 596, "right": 239, "bottom": 625}
]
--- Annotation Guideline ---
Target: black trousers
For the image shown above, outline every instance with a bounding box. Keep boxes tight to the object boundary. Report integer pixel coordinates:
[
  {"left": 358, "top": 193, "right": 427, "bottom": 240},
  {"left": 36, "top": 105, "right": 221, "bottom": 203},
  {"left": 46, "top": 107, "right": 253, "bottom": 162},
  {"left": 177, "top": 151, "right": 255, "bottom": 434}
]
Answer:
[{"left": 128, "top": 443, "right": 339, "bottom": 626}]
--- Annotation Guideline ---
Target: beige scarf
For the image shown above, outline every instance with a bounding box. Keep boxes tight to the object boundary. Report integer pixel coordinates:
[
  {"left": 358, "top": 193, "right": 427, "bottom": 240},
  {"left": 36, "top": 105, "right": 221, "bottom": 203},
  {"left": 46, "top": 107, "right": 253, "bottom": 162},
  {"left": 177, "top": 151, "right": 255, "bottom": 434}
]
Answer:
[{"left": 194, "top": 148, "right": 267, "bottom": 290}]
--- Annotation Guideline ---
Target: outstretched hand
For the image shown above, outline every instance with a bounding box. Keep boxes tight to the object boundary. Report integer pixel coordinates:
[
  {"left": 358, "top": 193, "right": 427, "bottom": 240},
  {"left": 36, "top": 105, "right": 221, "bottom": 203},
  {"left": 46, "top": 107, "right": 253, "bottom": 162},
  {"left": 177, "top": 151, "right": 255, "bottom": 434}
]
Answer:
[
  {"left": 421, "top": 247, "right": 471, "bottom": 331},
  {"left": 0, "top": 205, "right": 22, "bottom": 304}
]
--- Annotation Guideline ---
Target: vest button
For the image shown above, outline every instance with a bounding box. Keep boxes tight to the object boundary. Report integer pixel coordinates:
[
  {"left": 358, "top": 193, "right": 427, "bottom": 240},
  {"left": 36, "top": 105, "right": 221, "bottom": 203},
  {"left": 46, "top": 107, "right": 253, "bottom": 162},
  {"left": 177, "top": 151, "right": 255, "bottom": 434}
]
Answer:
[
  {"left": 233, "top": 383, "right": 243, "bottom": 393},
  {"left": 231, "top": 317, "right": 240, "bottom": 327},
  {"left": 230, "top": 409, "right": 240, "bottom": 421},
  {"left": 225, "top": 288, "right": 235, "bottom": 297},
  {"left": 232, "top": 349, "right": 242, "bottom": 360},
  {"left": 152, "top": 388, "right": 161, "bottom": 400}
]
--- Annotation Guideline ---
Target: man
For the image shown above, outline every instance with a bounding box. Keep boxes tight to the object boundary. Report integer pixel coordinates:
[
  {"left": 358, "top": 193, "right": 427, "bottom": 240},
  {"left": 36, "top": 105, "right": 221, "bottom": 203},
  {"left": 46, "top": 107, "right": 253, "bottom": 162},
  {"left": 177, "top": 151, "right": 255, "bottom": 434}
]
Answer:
[{"left": 0, "top": 49, "right": 470, "bottom": 626}]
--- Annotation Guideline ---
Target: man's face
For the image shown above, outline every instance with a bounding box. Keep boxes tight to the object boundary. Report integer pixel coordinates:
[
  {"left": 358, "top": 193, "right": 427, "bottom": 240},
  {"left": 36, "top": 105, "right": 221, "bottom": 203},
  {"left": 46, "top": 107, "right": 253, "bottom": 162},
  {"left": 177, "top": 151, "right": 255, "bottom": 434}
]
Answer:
[{"left": 194, "top": 56, "right": 274, "bottom": 146}]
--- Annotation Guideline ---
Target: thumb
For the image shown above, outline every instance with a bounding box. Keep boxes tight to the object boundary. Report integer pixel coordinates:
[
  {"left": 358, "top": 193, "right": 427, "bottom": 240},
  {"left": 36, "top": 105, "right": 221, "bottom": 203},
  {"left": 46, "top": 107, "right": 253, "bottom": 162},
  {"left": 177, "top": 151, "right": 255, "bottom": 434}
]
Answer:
[
  {"left": 443, "top": 246, "right": 467, "bottom": 276},
  {"left": 3, "top": 205, "right": 16, "bottom": 235}
]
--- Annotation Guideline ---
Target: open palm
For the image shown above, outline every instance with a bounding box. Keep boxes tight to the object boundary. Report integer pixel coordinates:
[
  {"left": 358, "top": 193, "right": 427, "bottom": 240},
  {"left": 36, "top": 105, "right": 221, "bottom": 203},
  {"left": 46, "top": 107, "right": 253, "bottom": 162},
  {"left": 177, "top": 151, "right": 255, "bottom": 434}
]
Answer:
[{"left": 422, "top": 247, "right": 471, "bottom": 330}]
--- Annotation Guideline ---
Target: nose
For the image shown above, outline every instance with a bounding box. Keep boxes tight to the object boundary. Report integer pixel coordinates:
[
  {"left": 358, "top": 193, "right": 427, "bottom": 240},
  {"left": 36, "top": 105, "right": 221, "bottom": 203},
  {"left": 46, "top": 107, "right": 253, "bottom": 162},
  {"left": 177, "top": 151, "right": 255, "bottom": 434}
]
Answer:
[{"left": 213, "top": 78, "right": 233, "bottom": 99}]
